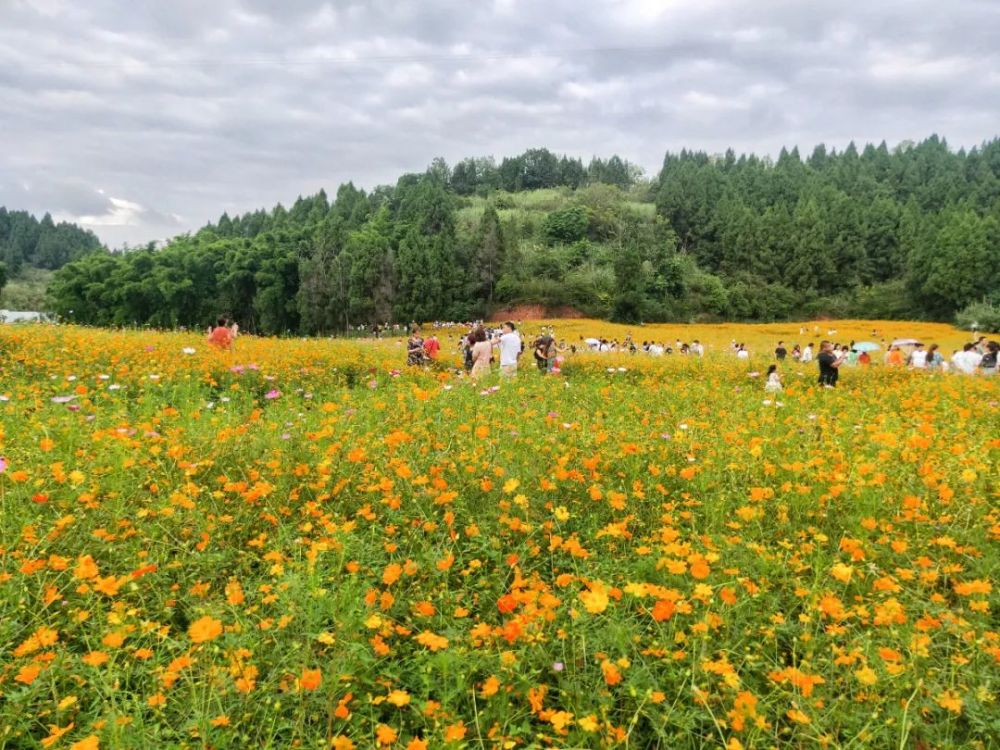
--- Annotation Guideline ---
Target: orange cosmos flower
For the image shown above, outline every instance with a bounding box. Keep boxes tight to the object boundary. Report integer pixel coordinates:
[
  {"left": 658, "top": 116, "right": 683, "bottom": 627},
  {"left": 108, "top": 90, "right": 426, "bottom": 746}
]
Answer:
[
  {"left": 414, "top": 631, "right": 448, "bottom": 651},
  {"left": 376, "top": 724, "right": 398, "bottom": 745},
  {"left": 188, "top": 616, "right": 223, "bottom": 643},
  {"left": 298, "top": 668, "right": 322, "bottom": 691}
]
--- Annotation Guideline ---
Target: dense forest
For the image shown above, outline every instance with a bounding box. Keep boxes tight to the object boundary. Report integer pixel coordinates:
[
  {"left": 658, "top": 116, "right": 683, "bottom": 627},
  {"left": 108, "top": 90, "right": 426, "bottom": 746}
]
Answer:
[
  {"left": 0, "top": 209, "right": 103, "bottom": 305},
  {"left": 38, "top": 137, "right": 1000, "bottom": 332}
]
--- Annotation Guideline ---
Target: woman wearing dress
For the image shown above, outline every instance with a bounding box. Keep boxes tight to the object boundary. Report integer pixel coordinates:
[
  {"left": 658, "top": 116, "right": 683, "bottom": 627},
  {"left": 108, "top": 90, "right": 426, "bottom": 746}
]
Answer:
[{"left": 469, "top": 327, "right": 492, "bottom": 380}]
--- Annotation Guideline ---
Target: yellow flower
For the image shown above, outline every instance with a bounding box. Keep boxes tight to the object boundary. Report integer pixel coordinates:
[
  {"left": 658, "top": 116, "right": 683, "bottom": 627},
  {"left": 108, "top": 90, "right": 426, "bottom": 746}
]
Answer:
[
  {"left": 387, "top": 689, "right": 411, "bottom": 707},
  {"left": 937, "top": 690, "right": 963, "bottom": 714},
  {"left": 854, "top": 667, "right": 878, "bottom": 686},
  {"left": 580, "top": 582, "right": 609, "bottom": 614}
]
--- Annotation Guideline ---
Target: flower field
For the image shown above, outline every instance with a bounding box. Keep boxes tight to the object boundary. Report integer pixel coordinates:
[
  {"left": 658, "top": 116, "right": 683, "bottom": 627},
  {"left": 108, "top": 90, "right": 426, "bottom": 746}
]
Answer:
[{"left": 0, "top": 322, "right": 997, "bottom": 749}]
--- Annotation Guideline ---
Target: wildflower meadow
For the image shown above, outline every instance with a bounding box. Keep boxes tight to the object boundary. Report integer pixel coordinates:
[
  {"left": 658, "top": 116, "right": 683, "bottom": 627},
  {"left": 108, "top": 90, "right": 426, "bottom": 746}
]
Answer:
[{"left": 0, "top": 321, "right": 997, "bottom": 749}]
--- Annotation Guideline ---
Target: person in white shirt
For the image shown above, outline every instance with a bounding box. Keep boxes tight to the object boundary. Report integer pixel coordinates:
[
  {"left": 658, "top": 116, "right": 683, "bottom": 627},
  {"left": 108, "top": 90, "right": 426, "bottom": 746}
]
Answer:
[
  {"left": 495, "top": 321, "right": 522, "bottom": 377},
  {"left": 691, "top": 340, "right": 704, "bottom": 356},
  {"left": 764, "top": 364, "right": 783, "bottom": 392},
  {"left": 648, "top": 343, "right": 664, "bottom": 356},
  {"left": 908, "top": 344, "right": 928, "bottom": 369},
  {"left": 800, "top": 344, "right": 813, "bottom": 363},
  {"left": 736, "top": 344, "right": 749, "bottom": 360},
  {"left": 951, "top": 343, "right": 981, "bottom": 374}
]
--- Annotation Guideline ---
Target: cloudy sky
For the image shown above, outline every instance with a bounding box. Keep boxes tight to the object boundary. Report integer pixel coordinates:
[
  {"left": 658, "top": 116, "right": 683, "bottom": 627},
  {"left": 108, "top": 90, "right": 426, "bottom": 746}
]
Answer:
[{"left": 2, "top": 0, "right": 999, "bottom": 247}]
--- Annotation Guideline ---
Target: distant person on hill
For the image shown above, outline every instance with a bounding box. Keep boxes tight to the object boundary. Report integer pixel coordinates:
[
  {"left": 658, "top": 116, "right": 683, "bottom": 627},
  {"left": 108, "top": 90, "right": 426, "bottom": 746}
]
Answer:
[
  {"left": 817, "top": 341, "right": 846, "bottom": 387},
  {"left": 407, "top": 327, "right": 425, "bottom": 366},
  {"left": 207, "top": 317, "right": 235, "bottom": 350},
  {"left": 469, "top": 327, "right": 491, "bottom": 380}
]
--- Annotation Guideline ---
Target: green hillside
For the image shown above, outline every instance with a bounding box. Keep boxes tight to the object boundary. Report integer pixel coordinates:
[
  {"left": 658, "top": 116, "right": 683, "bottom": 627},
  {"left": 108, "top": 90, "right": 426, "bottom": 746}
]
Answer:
[{"left": 35, "top": 138, "right": 1000, "bottom": 332}]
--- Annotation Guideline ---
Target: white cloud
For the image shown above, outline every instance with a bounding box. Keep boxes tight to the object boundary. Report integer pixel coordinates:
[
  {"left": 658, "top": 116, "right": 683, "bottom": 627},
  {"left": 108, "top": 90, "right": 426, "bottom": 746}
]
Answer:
[
  {"left": 0, "top": 0, "right": 996, "bottom": 248},
  {"left": 77, "top": 197, "right": 146, "bottom": 227}
]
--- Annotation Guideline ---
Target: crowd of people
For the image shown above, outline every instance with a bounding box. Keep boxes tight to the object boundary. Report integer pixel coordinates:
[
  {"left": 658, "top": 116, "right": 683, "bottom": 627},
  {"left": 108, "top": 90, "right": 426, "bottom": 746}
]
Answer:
[
  {"left": 757, "top": 335, "right": 998, "bottom": 391},
  {"left": 407, "top": 321, "right": 555, "bottom": 379},
  {"left": 207, "top": 314, "right": 997, "bottom": 387},
  {"left": 400, "top": 322, "right": 1000, "bottom": 387}
]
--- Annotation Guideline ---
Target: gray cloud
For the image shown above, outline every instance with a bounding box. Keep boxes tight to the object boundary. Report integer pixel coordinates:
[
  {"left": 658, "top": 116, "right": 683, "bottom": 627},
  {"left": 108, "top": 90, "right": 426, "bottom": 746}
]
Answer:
[{"left": 1, "top": 0, "right": 998, "bottom": 247}]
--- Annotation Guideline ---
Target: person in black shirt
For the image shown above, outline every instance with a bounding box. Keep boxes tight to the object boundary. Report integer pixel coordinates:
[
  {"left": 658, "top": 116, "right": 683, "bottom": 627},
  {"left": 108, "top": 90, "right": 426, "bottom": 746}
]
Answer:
[
  {"left": 775, "top": 341, "right": 787, "bottom": 360},
  {"left": 817, "top": 340, "right": 845, "bottom": 387}
]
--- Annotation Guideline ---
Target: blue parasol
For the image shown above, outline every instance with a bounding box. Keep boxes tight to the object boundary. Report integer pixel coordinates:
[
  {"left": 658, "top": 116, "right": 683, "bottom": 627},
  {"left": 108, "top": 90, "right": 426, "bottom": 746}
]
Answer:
[{"left": 853, "top": 341, "right": 880, "bottom": 352}]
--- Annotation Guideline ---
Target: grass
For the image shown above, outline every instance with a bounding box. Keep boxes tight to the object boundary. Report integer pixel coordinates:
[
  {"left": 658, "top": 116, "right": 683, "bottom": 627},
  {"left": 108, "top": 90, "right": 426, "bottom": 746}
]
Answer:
[{"left": 0, "top": 321, "right": 997, "bottom": 749}]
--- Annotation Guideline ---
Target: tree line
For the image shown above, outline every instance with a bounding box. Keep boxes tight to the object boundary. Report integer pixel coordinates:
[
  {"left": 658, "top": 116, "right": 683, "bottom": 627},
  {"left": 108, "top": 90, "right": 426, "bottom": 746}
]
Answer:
[
  {"left": 42, "top": 137, "right": 1000, "bottom": 332},
  {"left": 0, "top": 208, "right": 103, "bottom": 298}
]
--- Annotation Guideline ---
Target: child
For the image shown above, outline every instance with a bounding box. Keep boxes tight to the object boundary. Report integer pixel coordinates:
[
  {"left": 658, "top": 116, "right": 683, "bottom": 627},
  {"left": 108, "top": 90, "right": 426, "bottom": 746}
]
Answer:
[{"left": 764, "top": 364, "right": 783, "bottom": 393}]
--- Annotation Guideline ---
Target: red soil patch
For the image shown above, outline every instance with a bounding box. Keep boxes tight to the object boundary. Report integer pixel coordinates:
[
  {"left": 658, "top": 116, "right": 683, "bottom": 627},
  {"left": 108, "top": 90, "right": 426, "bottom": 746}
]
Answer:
[{"left": 488, "top": 305, "right": 585, "bottom": 321}]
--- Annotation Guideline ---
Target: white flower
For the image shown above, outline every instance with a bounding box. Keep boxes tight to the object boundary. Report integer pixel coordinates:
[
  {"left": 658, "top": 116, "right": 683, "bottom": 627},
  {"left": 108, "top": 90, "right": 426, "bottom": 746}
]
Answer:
[{"left": 182, "top": 347, "right": 196, "bottom": 355}]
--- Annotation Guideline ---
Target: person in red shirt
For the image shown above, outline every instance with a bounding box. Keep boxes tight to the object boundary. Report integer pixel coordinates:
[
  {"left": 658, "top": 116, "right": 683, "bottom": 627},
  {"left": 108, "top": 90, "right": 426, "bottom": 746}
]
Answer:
[
  {"left": 423, "top": 334, "right": 440, "bottom": 360},
  {"left": 207, "top": 317, "right": 234, "bottom": 350}
]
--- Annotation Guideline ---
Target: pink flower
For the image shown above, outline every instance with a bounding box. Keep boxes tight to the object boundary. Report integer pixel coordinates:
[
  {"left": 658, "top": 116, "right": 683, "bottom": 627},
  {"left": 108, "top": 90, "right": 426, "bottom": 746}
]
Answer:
[
  {"left": 0, "top": 456, "right": 7, "bottom": 473},
  {"left": 265, "top": 389, "right": 281, "bottom": 400}
]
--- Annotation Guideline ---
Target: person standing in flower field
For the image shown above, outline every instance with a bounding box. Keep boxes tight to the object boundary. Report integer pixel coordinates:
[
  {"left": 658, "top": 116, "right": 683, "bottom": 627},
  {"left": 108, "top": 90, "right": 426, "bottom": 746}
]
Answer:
[
  {"left": 495, "top": 321, "right": 521, "bottom": 377},
  {"left": 423, "top": 334, "right": 440, "bottom": 361},
  {"left": 774, "top": 340, "right": 787, "bottom": 360},
  {"left": 926, "top": 343, "right": 944, "bottom": 369},
  {"left": 817, "top": 340, "right": 846, "bottom": 388},
  {"left": 908, "top": 343, "right": 928, "bottom": 369},
  {"left": 469, "top": 327, "right": 492, "bottom": 380},
  {"left": 207, "top": 316, "right": 235, "bottom": 350},
  {"left": 979, "top": 341, "right": 998, "bottom": 376},
  {"left": 407, "top": 327, "right": 425, "bottom": 366},
  {"left": 950, "top": 343, "right": 980, "bottom": 374},
  {"left": 765, "top": 364, "right": 783, "bottom": 392}
]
